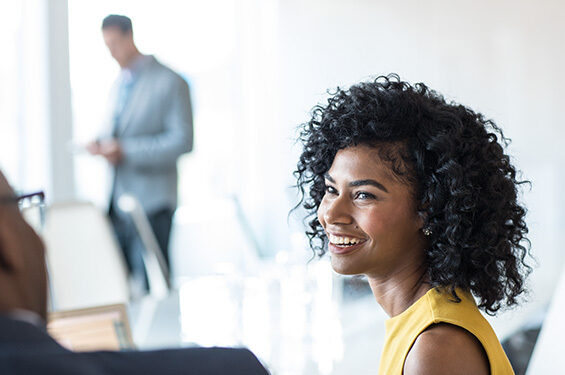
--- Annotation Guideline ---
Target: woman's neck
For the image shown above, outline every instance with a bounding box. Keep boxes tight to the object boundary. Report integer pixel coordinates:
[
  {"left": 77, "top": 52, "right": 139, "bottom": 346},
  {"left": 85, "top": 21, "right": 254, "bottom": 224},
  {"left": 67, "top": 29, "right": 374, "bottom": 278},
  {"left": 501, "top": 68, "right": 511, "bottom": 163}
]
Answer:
[{"left": 367, "top": 262, "right": 431, "bottom": 317}]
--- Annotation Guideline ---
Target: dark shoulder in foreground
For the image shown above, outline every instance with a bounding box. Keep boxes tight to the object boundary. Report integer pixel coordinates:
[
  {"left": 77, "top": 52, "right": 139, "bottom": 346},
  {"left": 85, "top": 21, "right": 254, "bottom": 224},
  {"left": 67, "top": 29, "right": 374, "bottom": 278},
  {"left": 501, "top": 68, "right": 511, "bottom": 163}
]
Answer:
[{"left": 404, "top": 323, "right": 490, "bottom": 375}]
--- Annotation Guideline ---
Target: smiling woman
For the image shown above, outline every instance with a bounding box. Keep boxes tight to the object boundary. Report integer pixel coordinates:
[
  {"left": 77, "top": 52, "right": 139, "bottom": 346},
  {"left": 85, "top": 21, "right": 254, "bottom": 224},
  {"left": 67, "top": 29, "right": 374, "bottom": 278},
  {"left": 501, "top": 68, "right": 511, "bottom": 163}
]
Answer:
[
  {"left": 295, "top": 74, "right": 530, "bottom": 375},
  {"left": 319, "top": 145, "right": 425, "bottom": 279}
]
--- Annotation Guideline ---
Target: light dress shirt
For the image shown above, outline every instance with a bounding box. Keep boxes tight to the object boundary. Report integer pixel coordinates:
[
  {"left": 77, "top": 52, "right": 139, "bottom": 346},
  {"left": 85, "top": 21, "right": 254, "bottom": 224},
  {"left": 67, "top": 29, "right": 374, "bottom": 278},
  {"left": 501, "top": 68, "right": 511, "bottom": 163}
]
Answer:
[{"left": 112, "top": 54, "right": 152, "bottom": 136}]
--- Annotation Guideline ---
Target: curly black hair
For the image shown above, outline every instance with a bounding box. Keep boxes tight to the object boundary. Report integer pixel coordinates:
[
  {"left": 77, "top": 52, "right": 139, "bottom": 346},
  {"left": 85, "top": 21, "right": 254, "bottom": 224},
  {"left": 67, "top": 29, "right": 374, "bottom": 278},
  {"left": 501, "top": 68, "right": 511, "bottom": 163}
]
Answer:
[{"left": 295, "top": 74, "right": 531, "bottom": 315}]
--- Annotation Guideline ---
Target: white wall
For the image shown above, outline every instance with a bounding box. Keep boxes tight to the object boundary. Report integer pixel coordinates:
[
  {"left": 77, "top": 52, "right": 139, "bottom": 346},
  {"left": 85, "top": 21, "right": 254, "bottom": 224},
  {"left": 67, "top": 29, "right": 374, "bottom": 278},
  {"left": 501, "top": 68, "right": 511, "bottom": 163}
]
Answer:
[
  {"left": 0, "top": 0, "right": 74, "bottom": 202},
  {"left": 277, "top": 0, "right": 565, "bottom": 158}
]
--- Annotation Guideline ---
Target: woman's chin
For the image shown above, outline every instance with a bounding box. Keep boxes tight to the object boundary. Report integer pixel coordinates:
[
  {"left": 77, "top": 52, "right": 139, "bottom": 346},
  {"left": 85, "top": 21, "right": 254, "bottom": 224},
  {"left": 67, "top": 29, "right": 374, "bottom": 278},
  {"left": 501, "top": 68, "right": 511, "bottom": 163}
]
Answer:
[{"left": 330, "top": 257, "right": 362, "bottom": 275}]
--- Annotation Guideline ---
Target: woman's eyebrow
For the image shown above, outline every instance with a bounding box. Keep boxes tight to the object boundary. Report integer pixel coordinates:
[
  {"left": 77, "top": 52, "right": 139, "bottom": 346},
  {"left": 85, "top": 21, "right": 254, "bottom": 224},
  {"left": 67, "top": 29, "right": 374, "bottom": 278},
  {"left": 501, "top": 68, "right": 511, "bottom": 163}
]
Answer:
[
  {"left": 324, "top": 173, "right": 389, "bottom": 193},
  {"left": 349, "top": 179, "right": 389, "bottom": 193},
  {"left": 324, "top": 173, "right": 335, "bottom": 183}
]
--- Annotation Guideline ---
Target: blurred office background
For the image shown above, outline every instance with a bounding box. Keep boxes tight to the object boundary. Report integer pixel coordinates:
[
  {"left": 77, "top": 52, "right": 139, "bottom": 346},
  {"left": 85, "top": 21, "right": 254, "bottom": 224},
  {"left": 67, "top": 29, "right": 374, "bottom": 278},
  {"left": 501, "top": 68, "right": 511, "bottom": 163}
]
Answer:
[{"left": 1, "top": 0, "right": 564, "bottom": 374}]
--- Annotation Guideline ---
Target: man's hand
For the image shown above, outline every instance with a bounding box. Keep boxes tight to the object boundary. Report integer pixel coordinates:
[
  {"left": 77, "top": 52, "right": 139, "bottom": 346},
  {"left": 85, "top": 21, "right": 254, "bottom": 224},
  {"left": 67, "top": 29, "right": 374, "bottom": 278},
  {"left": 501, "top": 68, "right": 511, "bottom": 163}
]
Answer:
[
  {"left": 86, "top": 140, "right": 101, "bottom": 155},
  {"left": 0, "top": 172, "right": 48, "bottom": 321},
  {"left": 87, "top": 139, "right": 123, "bottom": 165},
  {"left": 99, "top": 139, "right": 123, "bottom": 165}
]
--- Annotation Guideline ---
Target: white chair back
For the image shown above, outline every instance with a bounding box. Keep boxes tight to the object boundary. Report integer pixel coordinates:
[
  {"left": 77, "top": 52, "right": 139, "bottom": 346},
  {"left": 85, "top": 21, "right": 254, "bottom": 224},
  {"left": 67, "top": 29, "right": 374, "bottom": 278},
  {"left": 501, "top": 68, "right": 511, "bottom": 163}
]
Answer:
[
  {"left": 42, "top": 202, "right": 130, "bottom": 311},
  {"left": 526, "top": 265, "right": 565, "bottom": 374}
]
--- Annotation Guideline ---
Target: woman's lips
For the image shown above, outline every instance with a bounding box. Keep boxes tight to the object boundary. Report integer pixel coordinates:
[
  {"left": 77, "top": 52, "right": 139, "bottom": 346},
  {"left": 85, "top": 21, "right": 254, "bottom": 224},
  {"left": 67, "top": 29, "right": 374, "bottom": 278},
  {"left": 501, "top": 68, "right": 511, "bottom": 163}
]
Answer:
[{"left": 328, "top": 239, "right": 367, "bottom": 255}]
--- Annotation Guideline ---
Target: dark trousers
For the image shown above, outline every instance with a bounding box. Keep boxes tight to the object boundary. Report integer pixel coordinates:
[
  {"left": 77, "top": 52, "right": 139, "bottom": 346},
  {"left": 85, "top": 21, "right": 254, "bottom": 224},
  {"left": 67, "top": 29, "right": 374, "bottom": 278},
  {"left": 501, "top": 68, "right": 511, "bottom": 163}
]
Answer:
[{"left": 109, "top": 204, "right": 174, "bottom": 290}]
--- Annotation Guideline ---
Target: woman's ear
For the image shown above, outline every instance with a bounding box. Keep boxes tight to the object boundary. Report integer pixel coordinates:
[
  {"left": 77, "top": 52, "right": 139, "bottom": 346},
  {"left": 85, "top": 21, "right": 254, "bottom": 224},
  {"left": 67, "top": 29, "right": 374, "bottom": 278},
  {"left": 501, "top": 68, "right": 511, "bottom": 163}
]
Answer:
[{"left": 416, "top": 209, "right": 427, "bottom": 230}]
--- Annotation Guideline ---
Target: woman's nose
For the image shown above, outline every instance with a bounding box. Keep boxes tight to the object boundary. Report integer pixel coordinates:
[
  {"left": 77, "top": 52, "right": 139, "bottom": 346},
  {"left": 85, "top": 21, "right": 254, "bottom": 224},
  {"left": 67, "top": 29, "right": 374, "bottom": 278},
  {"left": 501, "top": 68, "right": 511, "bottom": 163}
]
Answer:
[{"left": 322, "top": 195, "right": 353, "bottom": 226}]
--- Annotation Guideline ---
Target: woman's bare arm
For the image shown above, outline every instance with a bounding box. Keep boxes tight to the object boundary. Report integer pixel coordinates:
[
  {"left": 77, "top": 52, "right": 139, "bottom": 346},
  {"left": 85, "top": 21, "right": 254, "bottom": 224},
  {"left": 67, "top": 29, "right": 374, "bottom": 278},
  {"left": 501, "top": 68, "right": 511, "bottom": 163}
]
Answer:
[{"left": 404, "top": 323, "right": 490, "bottom": 375}]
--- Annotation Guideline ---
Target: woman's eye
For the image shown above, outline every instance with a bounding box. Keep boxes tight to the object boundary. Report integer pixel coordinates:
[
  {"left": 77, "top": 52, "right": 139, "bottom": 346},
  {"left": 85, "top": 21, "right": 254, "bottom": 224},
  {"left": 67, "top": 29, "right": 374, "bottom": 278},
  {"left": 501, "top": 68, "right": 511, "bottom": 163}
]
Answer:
[
  {"left": 355, "top": 191, "right": 376, "bottom": 200},
  {"left": 325, "top": 185, "right": 338, "bottom": 195}
]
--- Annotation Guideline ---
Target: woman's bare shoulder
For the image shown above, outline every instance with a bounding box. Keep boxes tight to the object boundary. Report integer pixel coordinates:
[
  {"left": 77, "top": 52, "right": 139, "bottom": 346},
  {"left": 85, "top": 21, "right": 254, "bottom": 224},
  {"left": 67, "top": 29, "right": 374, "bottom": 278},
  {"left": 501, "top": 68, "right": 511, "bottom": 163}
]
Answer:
[{"left": 403, "top": 323, "right": 490, "bottom": 375}]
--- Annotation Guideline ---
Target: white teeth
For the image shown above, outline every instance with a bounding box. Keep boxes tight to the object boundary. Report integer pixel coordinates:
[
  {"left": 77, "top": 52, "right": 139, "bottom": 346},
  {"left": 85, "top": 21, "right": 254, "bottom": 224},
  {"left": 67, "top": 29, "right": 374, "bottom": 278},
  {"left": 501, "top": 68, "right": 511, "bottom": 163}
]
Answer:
[{"left": 329, "top": 234, "right": 362, "bottom": 245}]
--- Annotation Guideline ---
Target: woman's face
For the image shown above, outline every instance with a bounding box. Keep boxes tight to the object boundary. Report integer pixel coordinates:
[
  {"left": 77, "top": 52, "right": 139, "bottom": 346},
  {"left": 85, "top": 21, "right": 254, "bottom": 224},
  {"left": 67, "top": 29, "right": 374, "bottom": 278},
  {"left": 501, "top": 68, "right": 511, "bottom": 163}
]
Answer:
[{"left": 317, "top": 145, "right": 426, "bottom": 278}]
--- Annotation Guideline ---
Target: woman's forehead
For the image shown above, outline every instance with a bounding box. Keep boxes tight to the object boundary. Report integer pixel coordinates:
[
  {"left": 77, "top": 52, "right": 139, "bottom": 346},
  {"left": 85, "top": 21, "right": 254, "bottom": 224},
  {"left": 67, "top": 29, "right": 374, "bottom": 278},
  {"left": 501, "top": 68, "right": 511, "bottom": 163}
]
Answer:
[
  {"left": 328, "top": 144, "right": 417, "bottom": 192},
  {"left": 329, "top": 146, "right": 396, "bottom": 178}
]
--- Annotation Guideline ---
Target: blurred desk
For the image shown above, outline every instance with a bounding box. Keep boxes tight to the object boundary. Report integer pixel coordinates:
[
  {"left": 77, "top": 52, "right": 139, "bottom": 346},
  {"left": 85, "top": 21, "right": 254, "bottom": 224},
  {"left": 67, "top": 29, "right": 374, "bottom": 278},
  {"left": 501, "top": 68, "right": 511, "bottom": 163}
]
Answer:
[
  {"left": 128, "top": 263, "right": 386, "bottom": 375},
  {"left": 526, "top": 266, "right": 565, "bottom": 374}
]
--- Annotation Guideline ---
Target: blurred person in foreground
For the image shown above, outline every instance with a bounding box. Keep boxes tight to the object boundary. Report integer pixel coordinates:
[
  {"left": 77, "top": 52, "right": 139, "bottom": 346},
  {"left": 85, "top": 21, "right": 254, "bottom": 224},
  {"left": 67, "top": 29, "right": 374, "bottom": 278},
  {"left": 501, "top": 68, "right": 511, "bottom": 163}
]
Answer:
[
  {"left": 0, "top": 170, "right": 268, "bottom": 375},
  {"left": 87, "top": 14, "right": 193, "bottom": 289},
  {"left": 295, "top": 74, "right": 531, "bottom": 374}
]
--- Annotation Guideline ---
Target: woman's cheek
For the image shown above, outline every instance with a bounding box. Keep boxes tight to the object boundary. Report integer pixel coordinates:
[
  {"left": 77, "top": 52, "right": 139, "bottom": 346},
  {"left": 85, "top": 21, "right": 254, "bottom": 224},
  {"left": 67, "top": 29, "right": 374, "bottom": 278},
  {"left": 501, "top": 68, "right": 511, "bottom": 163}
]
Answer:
[
  {"left": 317, "top": 201, "right": 327, "bottom": 228},
  {"left": 359, "top": 209, "right": 386, "bottom": 232}
]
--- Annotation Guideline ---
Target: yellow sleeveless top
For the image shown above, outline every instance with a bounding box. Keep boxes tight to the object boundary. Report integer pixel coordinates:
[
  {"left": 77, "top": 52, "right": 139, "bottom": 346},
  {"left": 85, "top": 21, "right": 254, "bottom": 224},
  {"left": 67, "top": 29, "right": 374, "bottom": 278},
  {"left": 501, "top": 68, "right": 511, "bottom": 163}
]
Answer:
[{"left": 377, "top": 288, "right": 514, "bottom": 375}]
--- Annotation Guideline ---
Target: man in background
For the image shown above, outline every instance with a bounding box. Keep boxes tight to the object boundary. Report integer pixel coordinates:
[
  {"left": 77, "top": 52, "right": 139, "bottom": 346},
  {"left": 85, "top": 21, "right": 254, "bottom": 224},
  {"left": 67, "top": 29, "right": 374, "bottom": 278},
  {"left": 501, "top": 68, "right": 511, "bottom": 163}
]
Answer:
[
  {"left": 87, "top": 14, "right": 193, "bottom": 289},
  {"left": 0, "top": 170, "right": 267, "bottom": 374}
]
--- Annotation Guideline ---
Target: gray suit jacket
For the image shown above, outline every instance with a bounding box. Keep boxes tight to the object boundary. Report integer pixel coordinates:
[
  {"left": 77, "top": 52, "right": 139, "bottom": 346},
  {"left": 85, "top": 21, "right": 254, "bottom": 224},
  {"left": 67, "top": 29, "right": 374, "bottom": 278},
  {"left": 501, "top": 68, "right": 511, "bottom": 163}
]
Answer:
[
  {"left": 0, "top": 316, "right": 269, "bottom": 375},
  {"left": 102, "top": 55, "right": 193, "bottom": 214}
]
